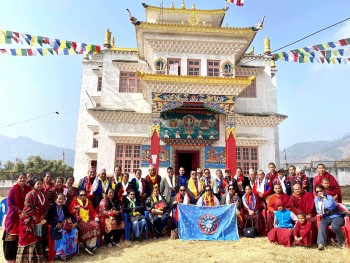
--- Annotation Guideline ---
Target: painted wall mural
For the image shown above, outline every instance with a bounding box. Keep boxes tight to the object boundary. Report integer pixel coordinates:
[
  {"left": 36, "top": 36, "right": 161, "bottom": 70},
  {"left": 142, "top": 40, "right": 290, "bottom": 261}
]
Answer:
[
  {"left": 204, "top": 146, "right": 226, "bottom": 168},
  {"left": 160, "top": 109, "right": 219, "bottom": 140},
  {"left": 141, "top": 145, "right": 171, "bottom": 167}
]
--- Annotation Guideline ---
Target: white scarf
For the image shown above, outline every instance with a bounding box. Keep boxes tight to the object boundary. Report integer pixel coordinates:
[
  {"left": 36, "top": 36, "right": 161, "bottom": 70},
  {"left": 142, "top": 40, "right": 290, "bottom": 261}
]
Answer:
[
  {"left": 166, "top": 175, "right": 176, "bottom": 190},
  {"left": 127, "top": 196, "right": 136, "bottom": 207},
  {"left": 113, "top": 173, "right": 119, "bottom": 185},
  {"left": 182, "top": 193, "right": 189, "bottom": 204},
  {"left": 122, "top": 181, "right": 129, "bottom": 196},
  {"left": 234, "top": 174, "right": 239, "bottom": 180},
  {"left": 136, "top": 178, "right": 143, "bottom": 193},
  {"left": 257, "top": 177, "right": 267, "bottom": 194},
  {"left": 90, "top": 177, "right": 99, "bottom": 196},
  {"left": 63, "top": 187, "right": 68, "bottom": 196},
  {"left": 225, "top": 193, "right": 235, "bottom": 205},
  {"left": 250, "top": 180, "right": 255, "bottom": 188},
  {"left": 277, "top": 176, "right": 286, "bottom": 193}
]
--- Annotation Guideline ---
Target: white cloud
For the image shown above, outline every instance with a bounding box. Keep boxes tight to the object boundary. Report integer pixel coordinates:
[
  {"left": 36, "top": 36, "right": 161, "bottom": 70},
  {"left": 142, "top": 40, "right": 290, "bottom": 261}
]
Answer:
[{"left": 334, "top": 20, "right": 350, "bottom": 39}]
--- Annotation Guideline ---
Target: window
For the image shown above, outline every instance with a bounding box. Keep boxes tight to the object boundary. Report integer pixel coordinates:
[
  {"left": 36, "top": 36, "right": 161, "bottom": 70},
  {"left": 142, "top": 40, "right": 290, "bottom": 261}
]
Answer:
[
  {"left": 115, "top": 144, "right": 141, "bottom": 173},
  {"left": 236, "top": 147, "right": 259, "bottom": 175},
  {"left": 92, "top": 132, "right": 99, "bottom": 148},
  {"left": 207, "top": 60, "right": 220, "bottom": 77},
  {"left": 167, "top": 58, "right": 181, "bottom": 75},
  {"left": 187, "top": 59, "right": 201, "bottom": 76},
  {"left": 119, "top": 72, "right": 141, "bottom": 93},
  {"left": 239, "top": 78, "right": 256, "bottom": 98},
  {"left": 97, "top": 76, "right": 102, "bottom": 91}
]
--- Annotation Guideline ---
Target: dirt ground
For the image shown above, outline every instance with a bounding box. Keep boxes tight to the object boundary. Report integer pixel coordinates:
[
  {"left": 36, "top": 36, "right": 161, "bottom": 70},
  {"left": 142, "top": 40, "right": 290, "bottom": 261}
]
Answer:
[{"left": 1, "top": 229, "right": 349, "bottom": 263}]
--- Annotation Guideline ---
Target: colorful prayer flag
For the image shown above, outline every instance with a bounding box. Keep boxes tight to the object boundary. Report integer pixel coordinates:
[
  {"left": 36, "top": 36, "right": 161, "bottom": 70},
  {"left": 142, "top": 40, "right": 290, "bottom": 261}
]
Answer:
[{"left": 226, "top": 0, "right": 244, "bottom": 6}]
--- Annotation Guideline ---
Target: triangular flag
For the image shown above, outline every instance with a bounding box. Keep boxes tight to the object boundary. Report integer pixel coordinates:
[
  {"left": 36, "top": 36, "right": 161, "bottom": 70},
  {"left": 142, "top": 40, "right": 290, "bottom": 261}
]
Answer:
[
  {"left": 26, "top": 49, "right": 33, "bottom": 56},
  {"left": 30, "top": 36, "right": 38, "bottom": 46},
  {"left": 37, "top": 48, "right": 43, "bottom": 56},
  {"left": 47, "top": 48, "right": 54, "bottom": 55},
  {"left": 328, "top": 42, "right": 336, "bottom": 48},
  {"left": 37, "top": 36, "right": 43, "bottom": 46},
  {"left": 332, "top": 50, "right": 339, "bottom": 56},
  {"left": 339, "top": 39, "right": 347, "bottom": 46},
  {"left": 336, "top": 58, "right": 342, "bottom": 64},
  {"left": 339, "top": 49, "right": 344, "bottom": 56},
  {"left": 59, "top": 40, "right": 67, "bottom": 49},
  {"left": 331, "top": 58, "right": 336, "bottom": 64},
  {"left": 10, "top": 49, "right": 16, "bottom": 56}
]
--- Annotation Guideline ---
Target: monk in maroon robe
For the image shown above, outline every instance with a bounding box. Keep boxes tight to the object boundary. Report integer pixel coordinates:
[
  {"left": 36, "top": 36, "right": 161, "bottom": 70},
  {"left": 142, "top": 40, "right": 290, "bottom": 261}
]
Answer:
[
  {"left": 265, "top": 162, "right": 278, "bottom": 182},
  {"left": 266, "top": 184, "right": 289, "bottom": 231},
  {"left": 293, "top": 212, "right": 317, "bottom": 247},
  {"left": 313, "top": 163, "right": 341, "bottom": 201},
  {"left": 287, "top": 184, "right": 316, "bottom": 224}
]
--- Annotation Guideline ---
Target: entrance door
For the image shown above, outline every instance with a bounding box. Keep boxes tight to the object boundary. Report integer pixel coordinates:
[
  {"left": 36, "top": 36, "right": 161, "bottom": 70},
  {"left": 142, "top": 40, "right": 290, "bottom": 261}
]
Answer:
[{"left": 175, "top": 150, "right": 200, "bottom": 177}]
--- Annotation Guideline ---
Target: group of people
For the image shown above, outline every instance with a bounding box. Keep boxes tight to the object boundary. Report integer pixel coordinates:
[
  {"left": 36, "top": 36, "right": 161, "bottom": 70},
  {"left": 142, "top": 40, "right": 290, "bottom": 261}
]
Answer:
[{"left": 2, "top": 162, "right": 347, "bottom": 262}]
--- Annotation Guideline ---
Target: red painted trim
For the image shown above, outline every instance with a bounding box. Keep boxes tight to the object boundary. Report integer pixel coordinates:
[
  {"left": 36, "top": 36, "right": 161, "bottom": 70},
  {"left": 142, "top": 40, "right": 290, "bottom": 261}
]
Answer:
[
  {"left": 226, "top": 133, "right": 237, "bottom": 172},
  {"left": 150, "top": 130, "right": 160, "bottom": 173}
]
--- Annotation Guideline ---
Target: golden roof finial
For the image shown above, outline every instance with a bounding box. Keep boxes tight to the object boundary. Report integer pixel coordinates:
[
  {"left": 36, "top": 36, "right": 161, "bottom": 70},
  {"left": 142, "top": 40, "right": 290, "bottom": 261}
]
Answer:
[
  {"left": 246, "top": 47, "right": 255, "bottom": 55},
  {"left": 83, "top": 53, "right": 89, "bottom": 60},
  {"left": 111, "top": 36, "right": 115, "bottom": 48},
  {"left": 181, "top": 0, "right": 186, "bottom": 9},
  {"left": 271, "top": 59, "right": 276, "bottom": 69},
  {"left": 170, "top": 1, "right": 174, "bottom": 9},
  {"left": 264, "top": 35, "right": 271, "bottom": 55},
  {"left": 103, "top": 28, "right": 112, "bottom": 48},
  {"left": 192, "top": 3, "right": 196, "bottom": 10}
]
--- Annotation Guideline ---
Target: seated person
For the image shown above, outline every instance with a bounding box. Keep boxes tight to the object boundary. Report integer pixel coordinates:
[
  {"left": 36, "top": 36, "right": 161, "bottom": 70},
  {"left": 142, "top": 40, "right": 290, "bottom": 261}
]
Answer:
[
  {"left": 122, "top": 190, "right": 147, "bottom": 241},
  {"left": 221, "top": 185, "right": 242, "bottom": 222},
  {"left": 293, "top": 212, "right": 316, "bottom": 247},
  {"left": 314, "top": 185, "right": 345, "bottom": 250},
  {"left": 196, "top": 185, "right": 220, "bottom": 206},
  {"left": 96, "top": 188, "right": 124, "bottom": 247},
  {"left": 69, "top": 190, "right": 100, "bottom": 255},
  {"left": 145, "top": 187, "right": 169, "bottom": 239},
  {"left": 242, "top": 185, "right": 265, "bottom": 236},
  {"left": 322, "top": 177, "right": 342, "bottom": 203},
  {"left": 47, "top": 193, "right": 78, "bottom": 260},
  {"left": 267, "top": 199, "right": 297, "bottom": 247}
]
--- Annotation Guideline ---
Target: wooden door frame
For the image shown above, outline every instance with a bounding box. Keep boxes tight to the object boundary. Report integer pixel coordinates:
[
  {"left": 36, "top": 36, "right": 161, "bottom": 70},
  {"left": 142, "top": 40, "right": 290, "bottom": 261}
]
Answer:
[{"left": 175, "top": 150, "right": 200, "bottom": 174}]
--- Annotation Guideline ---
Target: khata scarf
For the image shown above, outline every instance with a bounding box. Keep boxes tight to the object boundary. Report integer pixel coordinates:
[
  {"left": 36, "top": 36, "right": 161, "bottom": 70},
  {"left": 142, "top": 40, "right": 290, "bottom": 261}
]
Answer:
[
  {"left": 77, "top": 198, "right": 90, "bottom": 223},
  {"left": 127, "top": 196, "right": 140, "bottom": 216},
  {"left": 202, "top": 193, "right": 215, "bottom": 206},
  {"left": 188, "top": 177, "right": 201, "bottom": 197},
  {"left": 242, "top": 193, "right": 256, "bottom": 210}
]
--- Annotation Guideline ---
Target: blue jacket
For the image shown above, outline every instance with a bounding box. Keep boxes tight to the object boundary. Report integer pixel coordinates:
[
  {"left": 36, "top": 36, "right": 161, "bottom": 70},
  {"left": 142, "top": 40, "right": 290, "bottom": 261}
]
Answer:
[
  {"left": 314, "top": 194, "right": 341, "bottom": 219},
  {"left": 275, "top": 209, "right": 294, "bottom": 228}
]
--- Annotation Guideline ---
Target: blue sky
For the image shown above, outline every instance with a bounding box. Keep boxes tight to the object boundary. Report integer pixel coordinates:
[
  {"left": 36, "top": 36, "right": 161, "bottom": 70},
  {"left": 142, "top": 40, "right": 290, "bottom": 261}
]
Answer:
[{"left": 0, "top": 0, "right": 350, "bottom": 151}]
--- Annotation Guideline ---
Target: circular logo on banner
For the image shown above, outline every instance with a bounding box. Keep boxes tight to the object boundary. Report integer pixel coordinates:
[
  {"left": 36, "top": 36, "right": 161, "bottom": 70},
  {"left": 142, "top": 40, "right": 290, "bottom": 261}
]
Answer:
[{"left": 198, "top": 214, "right": 219, "bottom": 235}]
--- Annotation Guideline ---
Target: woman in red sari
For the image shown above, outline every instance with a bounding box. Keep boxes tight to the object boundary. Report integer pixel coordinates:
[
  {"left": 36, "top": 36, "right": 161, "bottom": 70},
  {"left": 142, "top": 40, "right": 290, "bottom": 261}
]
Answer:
[
  {"left": 16, "top": 177, "right": 49, "bottom": 263},
  {"left": 69, "top": 190, "right": 100, "bottom": 255},
  {"left": 2, "top": 173, "right": 32, "bottom": 263},
  {"left": 65, "top": 176, "right": 78, "bottom": 208},
  {"left": 242, "top": 185, "right": 265, "bottom": 236}
]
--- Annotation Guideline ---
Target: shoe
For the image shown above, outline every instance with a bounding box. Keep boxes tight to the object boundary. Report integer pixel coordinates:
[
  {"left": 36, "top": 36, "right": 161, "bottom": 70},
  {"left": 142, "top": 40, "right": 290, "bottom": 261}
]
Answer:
[
  {"left": 112, "top": 242, "right": 121, "bottom": 247},
  {"left": 84, "top": 247, "right": 94, "bottom": 255},
  {"left": 318, "top": 244, "right": 325, "bottom": 251},
  {"left": 92, "top": 246, "right": 97, "bottom": 251},
  {"left": 153, "top": 235, "right": 158, "bottom": 240},
  {"left": 107, "top": 243, "right": 113, "bottom": 248}
]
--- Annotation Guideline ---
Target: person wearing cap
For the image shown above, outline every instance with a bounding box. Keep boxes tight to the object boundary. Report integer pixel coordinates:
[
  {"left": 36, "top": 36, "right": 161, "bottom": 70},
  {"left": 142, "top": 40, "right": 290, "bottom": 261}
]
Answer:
[
  {"left": 266, "top": 162, "right": 278, "bottom": 182},
  {"left": 252, "top": 169, "right": 273, "bottom": 201},
  {"left": 99, "top": 169, "right": 110, "bottom": 198},
  {"left": 187, "top": 170, "right": 203, "bottom": 202},
  {"left": 78, "top": 166, "right": 103, "bottom": 209},
  {"left": 145, "top": 164, "right": 162, "bottom": 191},
  {"left": 272, "top": 168, "right": 292, "bottom": 196},
  {"left": 267, "top": 199, "right": 297, "bottom": 247},
  {"left": 266, "top": 184, "right": 290, "bottom": 232}
]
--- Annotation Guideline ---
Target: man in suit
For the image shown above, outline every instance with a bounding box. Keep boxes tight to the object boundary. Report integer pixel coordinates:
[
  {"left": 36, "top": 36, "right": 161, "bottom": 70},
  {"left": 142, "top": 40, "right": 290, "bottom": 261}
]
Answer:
[{"left": 160, "top": 167, "right": 179, "bottom": 209}]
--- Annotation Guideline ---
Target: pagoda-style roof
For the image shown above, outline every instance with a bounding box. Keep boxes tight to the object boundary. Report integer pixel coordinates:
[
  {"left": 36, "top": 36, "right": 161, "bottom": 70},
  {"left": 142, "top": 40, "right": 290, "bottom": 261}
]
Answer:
[{"left": 142, "top": 3, "right": 227, "bottom": 26}]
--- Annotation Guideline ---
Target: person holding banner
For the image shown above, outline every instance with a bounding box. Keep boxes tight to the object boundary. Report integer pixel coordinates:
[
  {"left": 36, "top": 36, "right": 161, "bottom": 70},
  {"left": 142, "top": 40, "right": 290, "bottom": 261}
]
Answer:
[
  {"left": 173, "top": 186, "right": 192, "bottom": 221},
  {"left": 145, "top": 187, "right": 169, "bottom": 239},
  {"left": 242, "top": 185, "right": 265, "bottom": 235},
  {"left": 197, "top": 186, "right": 220, "bottom": 207}
]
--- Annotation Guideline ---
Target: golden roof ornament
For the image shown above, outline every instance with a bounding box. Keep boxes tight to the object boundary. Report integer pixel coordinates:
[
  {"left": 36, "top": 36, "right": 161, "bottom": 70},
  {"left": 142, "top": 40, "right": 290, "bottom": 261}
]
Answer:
[
  {"left": 271, "top": 59, "right": 276, "bottom": 69},
  {"left": 246, "top": 47, "right": 254, "bottom": 55},
  {"left": 103, "top": 28, "right": 111, "bottom": 48},
  {"left": 83, "top": 54, "right": 89, "bottom": 60},
  {"left": 170, "top": 2, "right": 174, "bottom": 9},
  {"left": 188, "top": 13, "right": 200, "bottom": 26},
  {"left": 192, "top": 3, "right": 196, "bottom": 10},
  {"left": 111, "top": 36, "right": 115, "bottom": 48},
  {"left": 181, "top": 0, "right": 186, "bottom": 9},
  {"left": 264, "top": 36, "right": 271, "bottom": 54}
]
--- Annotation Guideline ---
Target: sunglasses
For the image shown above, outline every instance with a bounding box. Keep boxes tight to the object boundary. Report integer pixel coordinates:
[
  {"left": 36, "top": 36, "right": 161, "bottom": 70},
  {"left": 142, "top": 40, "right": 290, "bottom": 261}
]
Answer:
[
  {"left": 229, "top": 188, "right": 234, "bottom": 190},
  {"left": 180, "top": 189, "right": 186, "bottom": 192},
  {"left": 316, "top": 190, "right": 323, "bottom": 193},
  {"left": 79, "top": 194, "right": 86, "bottom": 197},
  {"left": 205, "top": 189, "right": 211, "bottom": 192}
]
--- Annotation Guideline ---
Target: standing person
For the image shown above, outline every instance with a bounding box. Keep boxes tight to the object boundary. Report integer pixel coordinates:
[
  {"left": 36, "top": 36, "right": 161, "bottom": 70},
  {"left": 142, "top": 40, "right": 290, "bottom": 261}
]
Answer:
[
  {"left": 233, "top": 167, "right": 246, "bottom": 196},
  {"left": 214, "top": 169, "right": 226, "bottom": 200},
  {"left": 3, "top": 173, "right": 31, "bottom": 263},
  {"left": 253, "top": 170, "right": 273, "bottom": 201},
  {"left": 242, "top": 185, "right": 265, "bottom": 236},
  {"left": 313, "top": 163, "right": 341, "bottom": 202},
  {"left": 288, "top": 165, "right": 296, "bottom": 179},
  {"left": 272, "top": 168, "right": 292, "bottom": 196},
  {"left": 266, "top": 162, "right": 278, "bottom": 182},
  {"left": 145, "top": 164, "right": 162, "bottom": 191},
  {"left": 291, "top": 167, "right": 309, "bottom": 193},
  {"left": 122, "top": 190, "right": 147, "bottom": 241},
  {"left": 110, "top": 166, "right": 122, "bottom": 190},
  {"left": 26, "top": 173, "right": 34, "bottom": 187},
  {"left": 131, "top": 169, "right": 149, "bottom": 201},
  {"left": 114, "top": 173, "right": 131, "bottom": 204},
  {"left": 293, "top": 212, "right": 316, "bottom": 247},
  {"left": 47, "top": 193, "right": 78, "bottom": 260},
  {"left": 322, "top": 177, "right": 342, "bottom": 203},
  {"left": 223, "top": 168, "right": 238, "bottom": 192},
  {"left": 99, "top": 169, "right": 110, "bottom": 198},
  {"left": 96, "top": 188, "right": 124, "bottom": 247},
  {"left": 78, "top": 166, "right": 103, "bottom": 209},
  {"left": 187, "top": 170, "right": 203, "bottom": 202},
  {"left": 42, "top": 172, "right": 55, "bottom": 196},
  {"left": 65, "top": 176, "right": 78, "bottom": 208},
  {"left": 197, "top": 185, "right": 220, "bottom": 207},
  {"left": 160, "top": 167, "right": 179, "bottom": 209},
  {"left": 178, "top": 167, "right": 187, "bottom": 187},
  {"left": 69, "top": 190, "right": 100, "bottom": 255},
  {"left": 248, "top": 169, "right": 257, "bottom": 188},
  {"left": 47, "top": 177, "right": 66, "bottom": 206},
  {"left": 16, "top": 178, "right": 49, "bottom": 263},
  {"left": 266, "top": 184, "right": 290, "bottom": 232},
  {"left": 314, "top": 185, "right": 345, "bottom": 250},
  {"left": 201, "top": 169, "right": 216, "bottom": 192},
  {"left": 145, "top": 187, "right": 169, "bottom": 239}
]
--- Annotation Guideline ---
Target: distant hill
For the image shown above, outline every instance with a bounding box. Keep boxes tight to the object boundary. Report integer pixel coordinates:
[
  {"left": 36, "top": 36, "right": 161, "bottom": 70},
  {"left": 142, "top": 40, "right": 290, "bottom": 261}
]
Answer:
[
  {"left": 281, "top": 133, "right": 350, "bottom": 163},
  {"left": 0, "top": 135, "right": 75, "bottom": 166}
]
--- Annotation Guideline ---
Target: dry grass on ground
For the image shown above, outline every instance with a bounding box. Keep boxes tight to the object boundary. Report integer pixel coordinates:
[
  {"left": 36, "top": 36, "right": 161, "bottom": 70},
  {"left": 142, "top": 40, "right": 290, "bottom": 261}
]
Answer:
[{"left": 1, "top": 228, "right": 349, "bottom": 263}]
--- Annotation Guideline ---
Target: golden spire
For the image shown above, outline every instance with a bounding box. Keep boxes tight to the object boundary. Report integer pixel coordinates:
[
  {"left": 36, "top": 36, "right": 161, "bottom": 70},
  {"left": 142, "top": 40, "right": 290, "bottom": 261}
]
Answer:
[
  {"left": 181, "top": 0, "right": 186, "bottom": 9},
  {"left": 271, "top": 59, "right": 276, "bottom": 69},
  {"left": 103, "top": 28, "right": 112, "bottom": 48},
  {"left": 170, "top": 1, "right": 174, "bottom": 9},
  {"left": 246, "top": 47, "right": 254, "bottom": 55},
  {"left": 192, "top": 3, "right": 196, "bottom": 10},
  {"left": 264, "top": 36, "right": 271, "bottom": 54},
  {"left": 111, "top": 36, "right": 115, "bottom": 48}
]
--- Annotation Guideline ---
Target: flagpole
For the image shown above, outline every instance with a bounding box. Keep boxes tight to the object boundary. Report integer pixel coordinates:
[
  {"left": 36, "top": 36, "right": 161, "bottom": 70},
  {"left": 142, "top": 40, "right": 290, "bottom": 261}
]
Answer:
[{"left": 225, "top": 1, "right": 228, "bottom": 27}]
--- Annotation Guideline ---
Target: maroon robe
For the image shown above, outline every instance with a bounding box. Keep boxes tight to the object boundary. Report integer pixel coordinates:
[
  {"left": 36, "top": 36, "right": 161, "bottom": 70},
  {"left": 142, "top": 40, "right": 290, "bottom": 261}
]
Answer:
[
  {"left": 242, "top": 193, "right": 265, "bottom": 235},
  {"left": 293, "top": 220, "right": 316, "bottom": 247},
  {"left": 266, "top": 171, "right": 278, "bottom": 182},
  {"left": 268, "top": 228, "right": 294, "bottom": 247},
  {"left": 287, "top": 192, "right": 316, "bottom": 223},
  {"left": 313, "top": 172, "right": 341, "bottom": 202}
]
